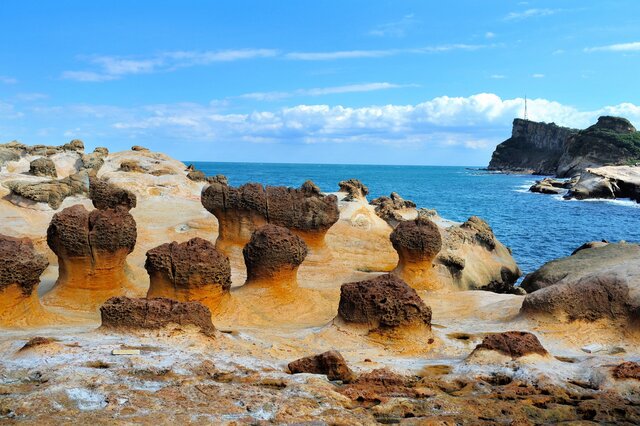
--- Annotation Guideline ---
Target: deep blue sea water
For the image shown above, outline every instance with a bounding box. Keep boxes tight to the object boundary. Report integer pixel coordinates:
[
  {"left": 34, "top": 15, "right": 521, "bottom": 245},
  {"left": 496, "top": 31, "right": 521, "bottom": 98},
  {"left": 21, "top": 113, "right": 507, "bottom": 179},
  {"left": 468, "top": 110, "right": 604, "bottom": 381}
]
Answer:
[{"left": 190, "top": 162, "right": 640, "bottom": 275}]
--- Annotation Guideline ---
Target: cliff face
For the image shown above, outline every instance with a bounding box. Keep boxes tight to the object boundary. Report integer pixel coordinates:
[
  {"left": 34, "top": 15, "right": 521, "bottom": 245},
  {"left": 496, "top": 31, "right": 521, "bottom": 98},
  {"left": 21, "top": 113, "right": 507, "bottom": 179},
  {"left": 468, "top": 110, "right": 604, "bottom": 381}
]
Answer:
[
  {"left": 488, "top": 119, "right": 577, "bottom": 175},
  {"left": 489, "top": 116, "right": 640, "bottom": 177}
]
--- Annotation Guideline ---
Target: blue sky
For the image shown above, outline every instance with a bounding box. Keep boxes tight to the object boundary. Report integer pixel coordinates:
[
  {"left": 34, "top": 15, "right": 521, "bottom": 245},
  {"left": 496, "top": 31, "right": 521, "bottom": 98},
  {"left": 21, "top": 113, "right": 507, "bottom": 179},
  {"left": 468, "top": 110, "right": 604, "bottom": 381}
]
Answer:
[{"left": 1, "top": 0, "right": 639, "bottom": 165}]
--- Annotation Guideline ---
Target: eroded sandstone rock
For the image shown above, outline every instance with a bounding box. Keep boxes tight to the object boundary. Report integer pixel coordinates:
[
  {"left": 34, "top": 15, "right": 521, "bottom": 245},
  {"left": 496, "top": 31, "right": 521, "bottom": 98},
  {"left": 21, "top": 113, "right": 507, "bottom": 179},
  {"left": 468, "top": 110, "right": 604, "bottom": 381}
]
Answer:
[
  {"left": 100, "top": 296, "right": 215, "bottom": 336},
  {"left": 29, "top": 157, "right": 57, "bottom": 178},
  {"left": 0, "top": 234, "right": 49, "bottom": 326},
  {"left": 338, "top": 274, "right": 431, "bottom": 330},
  {"left": 187, "top": 170, "right": 207, "bottom": 182},
  {"left": 119, "top": 159, "right": 145, "bottom": 173},
  {"left": 5, "top": 170, "right": 90, "bottom": 209},
  {"left": 370, "top": 192, "right": 416, "bottom": 225},
  {"left": 201, "top": 181, "right": 338, "bottom": 251},
  {"left": 471, "top": 331, "right": 548, "bottom": 359},
  {"left": 390, "top": 217, "right": 443, "bottom": 290},
  {"left": 146, "top": 238, "right": 231, "bottom": 311},
  {"left": 288, "top": 350, "right": 354, "bottom": 382},
  {"left": 89, "top": 177, "right": 137, "bottom": 211},
  {"left": 44, "top": 204, "right": 137, "bottom": 311},
  {"left": 338, "top": 179, "right": 369, "bottom": 201},
  {"left": 613, "top": 361, "right": 640, "bottom": 380},
  {"left": 243, "top": 225, "right": 307, "bottom": 288}
]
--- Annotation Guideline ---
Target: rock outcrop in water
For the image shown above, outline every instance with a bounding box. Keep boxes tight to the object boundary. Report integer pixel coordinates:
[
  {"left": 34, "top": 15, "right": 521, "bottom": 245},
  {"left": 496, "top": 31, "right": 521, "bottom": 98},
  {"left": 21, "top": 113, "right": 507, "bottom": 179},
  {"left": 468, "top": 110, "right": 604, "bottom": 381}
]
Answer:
[
  {"left": 44, "top": 204, "right": 137, "bottom": 311},
  {"left": 288, "top": 350, "right": 354, "bottom": 382},
  {"left": 100, "top": 296, "right": 216, "bottom": 336},
  {"left": 242, "top": 225, "right": 308, "bottom": 289},
  {"left": 390, "top": 217, "right": 443, "bottom": 290},
  {"left": 145, "top": 237, "right": 232, "bottom": 312},
  {"left": 338, "top": 274, "right": 432, "bottom": 331},
  {"left": 0, "top": 235, "right": 49, "bottom": 326},
  {"left": 201, "top": 180, "right": 339, "bottom": 251}
]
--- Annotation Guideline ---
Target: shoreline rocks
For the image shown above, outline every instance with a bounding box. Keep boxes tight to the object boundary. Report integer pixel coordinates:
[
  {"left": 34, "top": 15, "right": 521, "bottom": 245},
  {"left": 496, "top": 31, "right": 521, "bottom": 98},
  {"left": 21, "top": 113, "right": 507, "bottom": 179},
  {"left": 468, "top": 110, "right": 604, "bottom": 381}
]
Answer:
[{"left": 288, "top": 350, "right": 354, "bottom": 382}]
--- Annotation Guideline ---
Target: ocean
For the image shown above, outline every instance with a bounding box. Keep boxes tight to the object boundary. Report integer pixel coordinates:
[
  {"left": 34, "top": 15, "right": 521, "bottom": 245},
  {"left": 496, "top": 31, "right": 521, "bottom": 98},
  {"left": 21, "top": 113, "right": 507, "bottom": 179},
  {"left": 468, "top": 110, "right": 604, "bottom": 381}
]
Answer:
[{"left": 190, "top": 162, "right": 640, "bottom": 275}]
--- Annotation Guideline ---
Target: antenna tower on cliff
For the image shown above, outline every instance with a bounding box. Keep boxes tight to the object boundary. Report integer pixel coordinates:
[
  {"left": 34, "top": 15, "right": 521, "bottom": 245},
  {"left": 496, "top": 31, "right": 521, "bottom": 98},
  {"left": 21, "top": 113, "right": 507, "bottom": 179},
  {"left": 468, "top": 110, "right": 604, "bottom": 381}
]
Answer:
[{"left": 524, "top": 95, "right": 528, "bottom": 121}]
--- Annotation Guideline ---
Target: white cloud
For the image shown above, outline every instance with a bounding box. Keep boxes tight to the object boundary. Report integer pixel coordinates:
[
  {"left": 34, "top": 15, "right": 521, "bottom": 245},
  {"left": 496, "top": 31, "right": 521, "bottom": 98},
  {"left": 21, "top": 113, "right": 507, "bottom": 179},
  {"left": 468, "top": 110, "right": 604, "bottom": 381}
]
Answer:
[
  {"left": 369, "top": 14, "right": 418, "bottom": 38},
  {"left": 0, "top": 76, "right": 17, "bottom": 84},
  {"left": 532, "top": 73, "right": 545, "bottom": 78},
  {"left": 504, "top": 8, "right": 559, "bottom": 21},
  {"left": 62, "top": 49, "right": 278, "bottom": 81},
  {"left": 286, "top": 44, "right": 492, "bottom": 61},
  {"left": 485, "top": 32, "right": 496, "bottom": 39},
  {"left": 584, "top": 41, "right": 640, "bottom": 52},
  {"left": 239, "top": 82, "right": 416, "bottom": 101},
  {"left": 490, "top": 74, "right": 506, "bottom": 79},
  {"left": 14, "top": 93, "right": 49, "bottom": 101}
]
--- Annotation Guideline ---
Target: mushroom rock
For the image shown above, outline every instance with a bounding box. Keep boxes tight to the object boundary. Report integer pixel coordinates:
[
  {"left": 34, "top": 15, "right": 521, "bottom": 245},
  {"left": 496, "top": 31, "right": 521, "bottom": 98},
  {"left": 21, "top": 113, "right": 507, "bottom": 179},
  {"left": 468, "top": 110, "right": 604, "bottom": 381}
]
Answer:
[
  {"left": 242, "top": 225, "right": 307, "bottom": 290},
  {"left": 201, "top": 180, "right": 338, "bottom": 253},
  {"left": 89, "top": 177, "right": 137, "bottom": 211},
  {"left": 338, "top": 179, "right": 369, "bottom": 201},
  {"left": 337, "top": 274, "right": 433, "bottom": 345},
  {"left": 100, "top": 296, "right": 216, "bottom": 336},
  {"left": 469, "top": 331, "right": 548, "bottom": 360},
  {"left": 62, "top": 139, "right": 85, "bottom": 152},
  {"left": 370, "top": 192, "right": 417, "bottom": 225},
  {"left": 0, "top": 235, "right": 49, "bottom": 326},
  {"left": 288, "top": 350, "right": 355, "bottom": 382},
  {"left": 43, "top": 204, "right": 137, "bottom": 311},
  {"left": 390, "top": 217, "right": 443, "bottom": 290},
  {"left": 29, "top": 157, "right": 57, "bottom": 178},
  {"left": 145, "top": 238, "right": 231, "bottom": 312}
]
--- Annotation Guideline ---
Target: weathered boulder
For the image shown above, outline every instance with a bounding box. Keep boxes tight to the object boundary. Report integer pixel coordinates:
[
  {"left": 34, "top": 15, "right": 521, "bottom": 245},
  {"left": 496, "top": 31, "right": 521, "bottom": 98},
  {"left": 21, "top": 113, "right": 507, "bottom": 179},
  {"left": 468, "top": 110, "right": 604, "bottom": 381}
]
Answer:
[
  {"left": 370, "top": 192, "right": 416, "bottom": 225},
  {"left": 62, "top": 139, "right": 85, "bottom": 152},
  {"left": 89, "top": 177, "right": 137, "bottom": 211},
  {"left": 206, "top": 174, "right": 228, "bottom": 185},
  {"left": 243, "top": 225, "right": 307, "bottom": 288},
  {"left": 145, "top": 238, "right": 231, "bottom": 311},
  {"left": 201, "top": 181, "right": 339, "bottom": 251},
  {"left": 94, "top": 147, "right": 109, "bottom": 156},
  {"left": 187, "top": 170, "right": 207, "bottom": 182},
  {"left": 288, "top": 350, "right": 354, "bottom": 382},
  {"left": 5, "top": 170, "right": 90, "bottom": 209},
  {"left": 339, "top": 368, "right": 422, "bottom": 403},
  {"left": 44, "top": 204, "right": 137, "bottom": 311},
  {"left": 29, "top": 157, "right": 57, "bottom": 178},
  {"left": 529, "top": 177, "right": 567, "bottom": 195},
  {"left": 564, "top": 166, "right": 640, "bottom": 202},
  {"left": 100, "top": 296, "right": 215, "bottom": 336},
  {"left": 471, "top": 331, "right": 548, "bottom": 359},
  {"left": 613, "top": 362, "right": 640, "bottom": 380},
  {"left": 131, "top": 145, "right": 150, "bottom": 152},
  {"left": 338, "top": 179, "right": 369, "bottom": 201},
  {"left": 521, "top": 242, "right": 640, "bottom": 293},
  {"left": 390, "top": 217, "right": 443, "bottom": 290},
  {"left": 119, "top": 159, "right": 145, "bottom": 173},
  {"left": 338, "top": 274, "right": 431, "bottom": 330},
  {"left": 0, "top": 235, "right": 49, "bottom": 326}
]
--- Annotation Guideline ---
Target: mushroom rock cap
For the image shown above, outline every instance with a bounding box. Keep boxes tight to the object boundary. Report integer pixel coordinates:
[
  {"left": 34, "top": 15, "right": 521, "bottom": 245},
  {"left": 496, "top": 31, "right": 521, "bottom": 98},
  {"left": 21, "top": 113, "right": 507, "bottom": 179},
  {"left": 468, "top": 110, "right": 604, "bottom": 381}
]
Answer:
[
  {"left": 62, "top": 139, "right": 84, "bottom": 152},
  {"left": 338, "top": 179, "right": 369, "bottom": 201},
  {"left": 145, "top": 238, "right": 231, "bottom": 290},
  {"left": 100, "top": 296, "right": 216, "bottom": 336},
  {"left": 47, "top": 204, "right": 137, "bottom": 258},
  {"left": 338, "top": 274, "right": 432, "bottom": 329},
  {"left": 89, "top": 177, "right": 137, "bottom": 211},
  {"left": 471, "top": 331, "right": 548, "bottom": 359},
  {"left": 390, "top": 217, "right": 442, "bottom": 260},
  {"left": 370, "top": 192, "right": 417, "bottom": 223},
  {"left": 288, "top": 350, "right": 355, "bottom": 382},
  {"left": 29, "top": 157, "right": 57, "bottom": 178},
  {"left": 0, "top": 234, "right": 48, "bottom": 295},
  {"left": 243, "top": 225, "right": 308, "bottom": 280}
]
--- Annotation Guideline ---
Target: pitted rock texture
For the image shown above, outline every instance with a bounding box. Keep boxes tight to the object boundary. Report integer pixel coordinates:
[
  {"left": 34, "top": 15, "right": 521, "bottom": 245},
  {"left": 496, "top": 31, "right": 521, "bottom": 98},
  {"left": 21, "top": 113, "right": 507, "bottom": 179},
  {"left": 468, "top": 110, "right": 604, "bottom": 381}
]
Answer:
[
  {"left": 201, "top": 181, "right": 339, "bottom": 232},
  {"left": 47, "top": 204, "right": 137, "bottom": 257},
  {"left": 206, "top": 174, "right": 228, "bottom": 185},
  {"left": 0, "top": 234, "right": 48, "bottom": 295},
  {"left": 288, "top": 350, "right": 354, "bottom": 382},
  {"left": 6, "top": 170, "right": 90, "bottom": 209},
  {"left": 62, "top": 139, "right": 85, "bottom": 152},
  {"left": 472, "top": 331, "right": 548, "bottom": 358},
  {"left": 391, "top": 217, "right": 442, "bottom": 261},
  {"left": 520, "top": 274, "right": 632, "bottom": 322},
  {"left": 119, "top": 159, "right": 145, "bottom": 173},
  {"left": 243, "top": 225, "right": 308, "bottom": 281},
  {"left": 460, "top": 216, "right": 496, "bottom": 250},
  {"left": 100, "top": 296, "right": 216, "bottom": 336},
  {"left": 89, "top": 177, "right": 137, "bottom": 211},
  {"left": 29, "top": 157, "right": 57, "bottom": 178},
  {"left": 370, "top": 192, "right": 416, "bottom": 224},
  {"left": 338, "top": 179, "right": 369, "bottom": 201},
  {"left": 145, "top": 238, "right": 231, "bottom": 290},
  {"left": 338, "top": 274, "right": 432, "bottom": 329},
  {"left": 613, "top": 362, "right": 640, "bottom": 380}
]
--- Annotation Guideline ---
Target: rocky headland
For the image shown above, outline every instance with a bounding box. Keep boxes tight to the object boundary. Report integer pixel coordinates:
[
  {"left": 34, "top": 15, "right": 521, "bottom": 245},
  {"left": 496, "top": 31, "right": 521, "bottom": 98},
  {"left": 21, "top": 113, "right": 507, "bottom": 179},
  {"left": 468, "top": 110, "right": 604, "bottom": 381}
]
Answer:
[
  {"left": 0, "top": 140, "right": 639, "bottom": 424},
  {"left": 489, "top": 116, "right": 640, "bottom": 203}
]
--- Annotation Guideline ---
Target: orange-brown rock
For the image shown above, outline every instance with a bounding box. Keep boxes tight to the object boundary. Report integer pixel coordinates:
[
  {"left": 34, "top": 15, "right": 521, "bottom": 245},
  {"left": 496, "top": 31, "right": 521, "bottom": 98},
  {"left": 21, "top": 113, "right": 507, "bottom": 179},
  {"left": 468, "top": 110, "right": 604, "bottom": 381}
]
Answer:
[
  {"left": 0, "top": 234, "right": 49, "bottom": 326},
  {"left": 44, "top": 204, "right": 137, "bottom": 311},
  {"left": 338, "top": 274, "right": 432, "bottom": 330},
  {"left": 201, "top": 180, "right": 338, "bottom": 252},
  {"left": 288, "top": 350, "right": 354, "bottom": 382},
  {"left": 339, "top": 368, "right": 423, "bottom": 405},
  {"left": 145, "top": 238, "right": 231, "bottom": 312},
  {"left": 613, "top": 361, "right": 640, "bottom": 380},
  {"left": 471, "top": 331, "right": 548, "bottom": 359},
  {"left": 338, "top": 179, "right": 369, "bottom": 201},
  {"left": 89, "top": 177, "right": 137, "bottom": 211},
  {"left": 390, "top": 217, "right": 443, "bottom": 290},
  {"left": 100, "top": 296, "right": 216, "bottom": 336},
  {"left": 243, "top": 225, "right": 307, "bottom": 289},
  {"left": 370, "top": 192, "right": 416, "bottom": 225}
]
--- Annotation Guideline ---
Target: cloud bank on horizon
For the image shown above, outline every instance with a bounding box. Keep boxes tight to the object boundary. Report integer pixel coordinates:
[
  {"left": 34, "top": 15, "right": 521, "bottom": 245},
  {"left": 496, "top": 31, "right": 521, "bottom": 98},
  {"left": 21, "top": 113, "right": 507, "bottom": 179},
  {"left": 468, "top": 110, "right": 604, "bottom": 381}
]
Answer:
[{"left": 1, "top": 0, "right": 639, "bottom": 165}]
